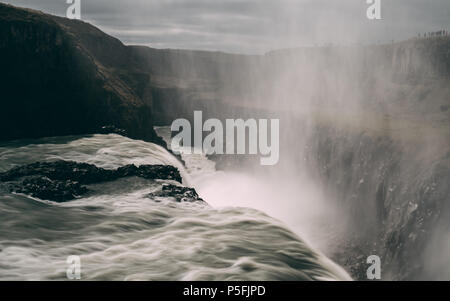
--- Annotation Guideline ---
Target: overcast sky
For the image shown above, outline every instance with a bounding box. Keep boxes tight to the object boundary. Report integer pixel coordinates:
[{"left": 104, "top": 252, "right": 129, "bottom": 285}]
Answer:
[{"left": 4, "top": 0, "right": 450, "bottom": 54}]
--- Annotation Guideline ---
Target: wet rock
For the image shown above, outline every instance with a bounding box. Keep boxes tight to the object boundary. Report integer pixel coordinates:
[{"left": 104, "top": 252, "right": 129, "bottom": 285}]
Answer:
[
  {"left": 136, "top": 165, "right": 181, "bottom": 182},
  {"left": 0, "top": 160, "right": 182, "bottom": 202},
  {"left": 0, "top": 161, "right": 116, "bottom": 184},
  {"left": 11, "top": 176, "right": 88, "bottom": 202},
  {"left": 98, "top": 125, "right": 128, "bottom": 136},
  {"left": 116, "top": 164, "right": 139, "bottom": 177},
  {"left": 116, "top": 164, "right": 182, "bottom": 182},
  {"left": 148, "top": 184, "right": 204, "bottom": 203}
]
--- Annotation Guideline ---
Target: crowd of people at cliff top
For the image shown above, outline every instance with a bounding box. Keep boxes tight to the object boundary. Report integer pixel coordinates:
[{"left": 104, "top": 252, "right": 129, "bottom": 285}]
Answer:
[{"left": 419, "top": 30, "right": 448, "bottom": 38}]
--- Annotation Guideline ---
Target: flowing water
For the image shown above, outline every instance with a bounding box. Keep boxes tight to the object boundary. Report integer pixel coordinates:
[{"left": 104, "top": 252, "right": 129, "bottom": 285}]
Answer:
[{"left": 0, "top": 132, "right": 350, "bottom": 280}]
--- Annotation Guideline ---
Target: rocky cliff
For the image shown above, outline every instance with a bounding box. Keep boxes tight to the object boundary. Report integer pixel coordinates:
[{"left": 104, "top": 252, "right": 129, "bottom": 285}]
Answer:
[{"left": 0, "top": 3, "right": 160, "bottom": 143}]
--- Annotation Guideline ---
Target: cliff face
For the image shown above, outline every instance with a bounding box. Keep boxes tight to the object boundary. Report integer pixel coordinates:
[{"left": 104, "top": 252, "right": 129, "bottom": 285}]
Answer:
[
  {"left": 265, "top": 41, "right": 450, "bottom": 280},
  {"left": 0, "top": 3, "right": 159, "bottom": 143},
  {"left": 125, "top": 37, "right": 450, "bottom": 126},
  {"left": 303, "top": 124, "right": 450, "bottom": 280}
]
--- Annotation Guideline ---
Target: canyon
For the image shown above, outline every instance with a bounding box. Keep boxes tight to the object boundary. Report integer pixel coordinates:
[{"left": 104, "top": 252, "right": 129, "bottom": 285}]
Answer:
[{"left": 1, "top": 2, "right": 450, "bottom": 280}]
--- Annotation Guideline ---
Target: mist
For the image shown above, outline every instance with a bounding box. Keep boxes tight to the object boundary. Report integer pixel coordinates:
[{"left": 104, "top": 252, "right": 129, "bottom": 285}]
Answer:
[
  {"left": 120, "top": 0, "right": 450, "bottom": 280},
  {"left": 147, "top": 9, "right": 450, "bottom": 279}
]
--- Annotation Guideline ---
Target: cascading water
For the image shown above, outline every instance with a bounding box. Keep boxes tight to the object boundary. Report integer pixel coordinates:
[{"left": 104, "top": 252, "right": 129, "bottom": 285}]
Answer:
[{"left": 0, "top": 133, "right": 351, "bottom": 281}]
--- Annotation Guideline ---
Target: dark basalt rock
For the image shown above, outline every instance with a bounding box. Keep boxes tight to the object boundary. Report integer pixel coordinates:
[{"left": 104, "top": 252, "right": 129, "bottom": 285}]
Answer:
[
  {"left": 98, "top": 125, "right": 128, "bottom": 136},
  {"left": 10, "top": 176, "right": 88, "bottom": 202},
  {"left": 0, "top": 160, "right": 182, "bottom": 202},
  {"left": 0, "top": 161, "right": 115, "bottom": 184},
  {"left": 148, "top": 184, "right": 204, "bottom": 203}
]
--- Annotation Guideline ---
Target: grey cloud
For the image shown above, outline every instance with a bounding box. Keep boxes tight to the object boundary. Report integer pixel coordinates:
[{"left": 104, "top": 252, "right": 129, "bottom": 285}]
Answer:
[{"left": 3, "top": 0, "right": 450, "bottom": 53}]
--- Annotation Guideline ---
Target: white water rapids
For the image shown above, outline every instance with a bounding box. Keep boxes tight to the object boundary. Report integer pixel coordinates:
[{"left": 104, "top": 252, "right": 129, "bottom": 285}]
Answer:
[{"left": 0, "top": 132, "right": 350, "bottom": 280}]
